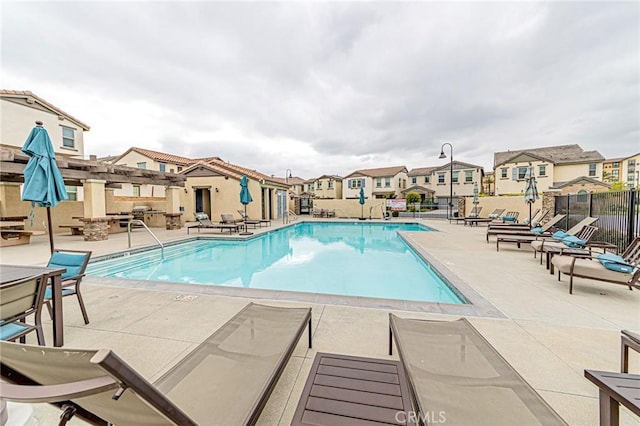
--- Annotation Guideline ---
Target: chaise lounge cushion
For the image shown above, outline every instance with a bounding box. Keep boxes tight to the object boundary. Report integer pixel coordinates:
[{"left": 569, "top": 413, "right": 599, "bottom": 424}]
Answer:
[
  {"left": 597, "top": 253, "right": 634, "bottom": 273},
  {"left": 531, "top": 227, "right": 544, "bottom": 234},
  {"left": 552, "top": 256, "right": 635, "bottom": 282},
  {"left": 562, "top": 236, "right": 586, "bottom": 248},
  {"left": 552, "top": 230, "right": 568, "bottom": 241}
]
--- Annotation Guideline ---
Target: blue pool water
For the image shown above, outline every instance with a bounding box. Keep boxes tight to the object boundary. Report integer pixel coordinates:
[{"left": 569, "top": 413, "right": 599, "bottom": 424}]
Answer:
[{"left": 87, "top": 222, "right": 464, "bottom": 304}]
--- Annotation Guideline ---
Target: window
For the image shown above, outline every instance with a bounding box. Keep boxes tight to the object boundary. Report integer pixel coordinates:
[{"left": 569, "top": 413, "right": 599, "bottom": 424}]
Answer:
[
  {"left": 328, "top": 180, "right": 334, "bottom": 189},
  {"left": 588, "top": 163, "right": 597, "bottom": 177},
  {"left": 501, "top": 168, "right": 508, "bottom": 178},
  {"left": 65, "top": 185, "right": 77, "bottom": 201},
  {"left": 577, "top": 190, "right": 588, "bottom": 202},
  {"left": 137, "top": 162, "right": 147, "bottom": 169},
  {"left": 452, "top": 171, "right": 459, "bottom": 183},
  {"left": 539, "top": 165, "right": 546, "bottom": 176},
  {"left": 628, "top": 174, "right": 635, "bottom": 182},
  {"left": 308, "top": 184, "right": 314, "bottom": 191},
  {"left": 411, "top": 177, "right": 417, "bottom": 184},
  {"left": 348, "top": 179, "right": 364, "bottom": 189},
  {"left": 512, "top": 167, "right": 528, "bottom": 180},
  {"left": 384, "top": 177, "right": 391, "bottom": 187},
  {"left": 438, "top": 173, "right": 445, "bottom": 183},
  {"left": 61, "top": 127, "right": 75, "bottom": 148},
  {"left": 612, "top": 162, "right": 620, "bottom": 168},
  {"left": 376, "top": 178, "right": 382, "bottom": 188},
  {"left": 629, "top": 160, "right": 636, "bottom": 166},
  {"left": 177, "top": 166, "right": 183, "bottom": 172},
  {"left": 317, "top": 181, "right": 322, "bottom": 189},
  {"left": 159, "top": 163, "right": 166, "bottom": 172},
  {"left": 612, "top": 170, "right": 619, "bottom": 176},
  {"left": 133, "top": 185, "right": 141, "bottom": 197},
  {"left": 465, "top": 171, "right": 473, "bottom": 182},
  {"left": 424, "top": 176, "right": 430, "bottom": 183}
]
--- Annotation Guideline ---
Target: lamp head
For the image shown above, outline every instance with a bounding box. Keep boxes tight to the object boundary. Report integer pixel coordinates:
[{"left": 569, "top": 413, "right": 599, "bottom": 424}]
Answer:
[{"left": 439, "top": 151, "right": 446, "bottom": 159}]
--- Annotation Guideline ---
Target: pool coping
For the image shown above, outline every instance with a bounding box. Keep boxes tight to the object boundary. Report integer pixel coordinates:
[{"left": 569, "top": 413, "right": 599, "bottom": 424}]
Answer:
[{"left": 84, "top": 221, "right": 505, "bottom": 318}]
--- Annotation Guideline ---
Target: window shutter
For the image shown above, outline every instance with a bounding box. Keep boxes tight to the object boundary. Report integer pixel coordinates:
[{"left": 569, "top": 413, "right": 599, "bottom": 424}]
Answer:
[
  {"left": 348, "top": 180, "right": 352, "bottom": 188},
  {"left": 362, "top": 179, "right": 365, "bottom": 187},
  {"left": 511, "top": 168, "right": 517, "bottom": 180}
]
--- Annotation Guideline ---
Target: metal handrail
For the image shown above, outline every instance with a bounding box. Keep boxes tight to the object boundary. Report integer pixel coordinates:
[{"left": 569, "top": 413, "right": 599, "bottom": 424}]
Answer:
[
  {"left": 288, "top": 210, "right": 298, "bottom": 221},
  {"left": 127, "top": 219, "right": 164, "bottom": 259}
]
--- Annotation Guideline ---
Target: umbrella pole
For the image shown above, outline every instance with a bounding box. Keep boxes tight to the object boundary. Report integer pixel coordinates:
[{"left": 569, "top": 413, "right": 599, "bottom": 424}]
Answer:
[
  {"left": 529, "top": 203, "right": 532, "bottom": 227},
  {"left": 47, "top": 207, "right": 55, "bottom": 254}
]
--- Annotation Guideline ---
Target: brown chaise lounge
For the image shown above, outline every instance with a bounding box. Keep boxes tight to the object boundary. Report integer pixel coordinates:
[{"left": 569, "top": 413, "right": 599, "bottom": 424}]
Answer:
[
  {"left": 489, "top": 213, "right": 566, "bottom": 244},
  {"left": 388, "top": 314, "right": 567, "bottom": 425},
  {"left": 551, "top": 236, "right": 640, "bottom": 294},
  {"left": 464, "top": 208, "right": 505, "bottom": 226},
  {"left": 0, "top": 303, "right": 312, "bottom": 425}
]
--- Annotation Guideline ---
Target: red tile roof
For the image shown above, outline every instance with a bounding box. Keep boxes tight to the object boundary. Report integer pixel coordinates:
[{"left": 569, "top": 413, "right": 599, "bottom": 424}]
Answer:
[{"left": 0, "top": 89, "right": 90, "bottom": 130}]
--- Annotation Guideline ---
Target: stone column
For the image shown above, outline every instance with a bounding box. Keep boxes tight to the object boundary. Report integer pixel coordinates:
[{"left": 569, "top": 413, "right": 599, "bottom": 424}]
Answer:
[
  {"left": 81, "top": 179, "right": 108, "bottom": 241},
  {"left": 164, "top": 186, "right": 183, "bottom": 229},
  {"left": 0, "top": 182, "right": 22, "bottom": 217},
  {"left": 540, "top": 191, "right": 557, "bottom": 226}
]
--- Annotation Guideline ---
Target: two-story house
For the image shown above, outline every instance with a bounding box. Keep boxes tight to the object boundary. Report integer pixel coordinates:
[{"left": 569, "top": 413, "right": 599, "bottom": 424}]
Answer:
[
  {"left": 405, "top": 162, "right": 484, "bottom": 205},
  {"left": 603, "top": 153, "right": 640, "bottom": 188},
  {"left": 1, "top": 89, "right": 91, "bottom": 200},
  {"left": 342, "top": 166, "right": 408, "bottom": 200},
  {"left": 303, "top": 175, "right": 343, "bottom": 199},
  {"left": 493, "top": 145, "right": 605, "bottom": 195},
  {"left": 111, "top": 147, "right": 193, "bottom": 197}
]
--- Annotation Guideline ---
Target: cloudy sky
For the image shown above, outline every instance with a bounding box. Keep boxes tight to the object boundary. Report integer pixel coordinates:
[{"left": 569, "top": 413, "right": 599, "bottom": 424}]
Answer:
[{"left": 2, "top": 1, "right": 638, "bottom": 179}]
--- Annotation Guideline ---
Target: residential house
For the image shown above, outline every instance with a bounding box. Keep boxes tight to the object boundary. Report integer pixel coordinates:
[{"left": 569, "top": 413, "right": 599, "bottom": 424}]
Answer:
[
  {"left": 404, "top": 167, "right": 437, "bottom": 202},
  {"left": 181, "top": 157, "right": 289, "bottom": 221},
  {"left": 342, "top": 166, "right": 408, "bottom": 200},
  {"left": 303, "top": 175, "right": 343, "bottom": 199},
  {"left": 1, "top": 89, "right": 91, "bottom": 201},
  {"left": 548, "top": 176, "right": 610, "bottom": 195},
  {"left": 493, "top": 144, "right": 605, "bottom": 195},
  {"left": 111, "top": 147, "right": 193, "bottom": 197},
  {"left": 603, "top": 153, "right": 639, "bottom": 188},
  {"left": 405, "top": 162, "right": 484, "bottom": 206}
]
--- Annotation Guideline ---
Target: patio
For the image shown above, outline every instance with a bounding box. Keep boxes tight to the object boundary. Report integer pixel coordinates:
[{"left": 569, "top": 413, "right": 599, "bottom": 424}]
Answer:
[{"left": 1, "top": 218, "right": 639, "bottom": 425}]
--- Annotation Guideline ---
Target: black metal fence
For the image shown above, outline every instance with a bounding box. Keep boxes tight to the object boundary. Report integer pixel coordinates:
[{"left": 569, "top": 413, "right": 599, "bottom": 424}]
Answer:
[{"left": 554, "top": 188, "right": 638, "bottom": 252}]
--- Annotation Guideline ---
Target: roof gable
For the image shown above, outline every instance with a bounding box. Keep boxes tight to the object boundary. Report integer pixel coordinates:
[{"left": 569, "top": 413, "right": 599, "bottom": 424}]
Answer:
[
  {"left": 1, "top": 89, "right": 90, "bottom": 130},
  {"left": 494, "top": 144, "right": 604, "bottom": 168},
  {"left": 345, "top": 165, "right": 408, "bottom": 179},
  {"left": 550, "top": 176, "right": 611, "bottom": 189}
]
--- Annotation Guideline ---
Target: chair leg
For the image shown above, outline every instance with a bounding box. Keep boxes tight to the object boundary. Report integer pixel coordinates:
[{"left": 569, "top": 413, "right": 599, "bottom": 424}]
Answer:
[
  {"left": 76, "top": 290, "right": 90, "bottom": 325},
  {"left": 35, "top": 324, "right": 45, "bottom": 346},
  {"left": 45, "top": 300, "right": 54, "bottom": 320}
]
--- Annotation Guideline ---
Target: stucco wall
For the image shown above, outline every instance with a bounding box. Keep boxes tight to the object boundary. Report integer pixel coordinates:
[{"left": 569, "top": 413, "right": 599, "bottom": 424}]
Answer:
[
  {"left": 1, "top": 99, "right": 85, "bottom": 158},
  {"left": 554, "top": 163, "right": 602, "bottom": 182},
  {"left": 495, "top": 160, "right": 555, "bottom": 194}
]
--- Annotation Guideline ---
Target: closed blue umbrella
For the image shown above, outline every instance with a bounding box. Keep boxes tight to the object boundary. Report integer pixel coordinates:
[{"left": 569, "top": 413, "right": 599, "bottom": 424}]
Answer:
[
  {"left": 21, "top": 123, "right": 68, "bottom": 253},
  {"left": 359, "top": 187, "right": 365, "bottom": 220},
  {"left": 524, "top": 164, "right": 539, "bottom": 225},
  {"left": 239, "top": 175, "right": 253, "bottom": 235}
]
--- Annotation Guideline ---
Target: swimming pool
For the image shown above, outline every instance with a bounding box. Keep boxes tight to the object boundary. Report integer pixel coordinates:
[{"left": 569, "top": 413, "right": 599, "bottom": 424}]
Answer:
[{"left": 87, "top": 222, "right": 464, "bottom": 304}]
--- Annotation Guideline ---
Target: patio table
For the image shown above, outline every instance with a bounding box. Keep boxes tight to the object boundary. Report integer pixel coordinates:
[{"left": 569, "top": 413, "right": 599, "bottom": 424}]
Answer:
[{"left": 0, "top": 264, "right": 66, "bottom": 347}]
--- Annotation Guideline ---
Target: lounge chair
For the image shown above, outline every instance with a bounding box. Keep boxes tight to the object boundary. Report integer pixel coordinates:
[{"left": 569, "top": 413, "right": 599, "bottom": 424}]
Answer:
[
  {"left": 0, "top": 274, "right": 47, "bottom": 346},
  {"left": 451, "top": 206, "right": 482, "bottom": 224},
  {"left": 489, "top": 213, "right": 566, "bottom": 243},
  {"left": 551, "top": 236, "right": 640, "bottom": 294},
  {"left": 464, "top": 208, "right": 505, "bottom": 226},
  {"left": 621, "top": 329, "right": 640, "bottom": 373},
  {"left": 0, "top": 302, "right": 312, "bottom": 425},
  {"left": 189, "top": 212, "right": 241, "bottom": 234},
  {"left": 523, "top": 208, "right": 549, "bottom": 226},
  {"left": 220, "top": 213, "right": 244, "bottom": 224},
  {"left": 530, "top": 217, "right": 599, "bottom": 259},
  {"left": 237, "top": 209, "right": 271, "bottom": 227},
  {"left": 44, "top": 249, "right": 92, "bottom": 325},
  {"left": 388, "top": 315, "right": 567, "bottom": 425},
  {"left": 495, "top": 210, "right": 519, "bottom": 224}
]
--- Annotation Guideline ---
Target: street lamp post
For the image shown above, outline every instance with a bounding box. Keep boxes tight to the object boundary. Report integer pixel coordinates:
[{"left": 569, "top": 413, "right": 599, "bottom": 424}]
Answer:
[
  {"left": 439, "top": 143, "right": 454, "bottom": 218},
  {"left": 284, "top": 169, "right": 292, "bottom": 224}
]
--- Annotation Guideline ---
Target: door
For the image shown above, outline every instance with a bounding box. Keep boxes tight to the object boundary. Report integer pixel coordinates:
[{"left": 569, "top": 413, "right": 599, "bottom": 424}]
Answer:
[{"left": 194, "top": 188, "right": 211, "bottom": 216}]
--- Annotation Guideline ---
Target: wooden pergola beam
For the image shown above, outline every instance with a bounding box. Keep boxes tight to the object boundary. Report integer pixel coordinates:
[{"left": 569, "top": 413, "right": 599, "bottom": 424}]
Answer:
[{"left": 0, "top": 148, "right": 185, "bottom": 187}]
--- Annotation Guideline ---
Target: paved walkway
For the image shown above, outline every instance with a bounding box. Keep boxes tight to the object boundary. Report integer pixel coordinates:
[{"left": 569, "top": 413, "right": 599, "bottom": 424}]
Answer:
[{"left": 2, "top": 218, "right": 639, "bottom": 425}]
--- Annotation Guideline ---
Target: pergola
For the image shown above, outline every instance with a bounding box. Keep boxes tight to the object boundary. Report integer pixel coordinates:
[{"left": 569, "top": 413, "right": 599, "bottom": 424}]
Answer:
[{"left": 0, "top": 147, "right": 186, "bottom": 188}]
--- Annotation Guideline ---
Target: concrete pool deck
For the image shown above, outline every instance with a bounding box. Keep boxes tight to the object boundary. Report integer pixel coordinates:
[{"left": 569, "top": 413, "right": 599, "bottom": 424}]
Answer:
[{"left": 1, "top": 218, "right": 639, "bottom": 425}]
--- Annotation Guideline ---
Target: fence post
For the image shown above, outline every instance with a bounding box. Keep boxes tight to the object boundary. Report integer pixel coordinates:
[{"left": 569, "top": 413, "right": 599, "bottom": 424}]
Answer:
[
  {"left": 628, "top": 188, "right": 636, "bottom": 247},
  {"left": 588, "top": 191, "right": 593, "bottom": 217}
]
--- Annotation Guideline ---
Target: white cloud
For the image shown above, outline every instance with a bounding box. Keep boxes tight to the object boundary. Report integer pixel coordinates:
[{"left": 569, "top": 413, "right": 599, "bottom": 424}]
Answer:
[{"left": 2, "top": 1, "right": 638, "bottom": 179}]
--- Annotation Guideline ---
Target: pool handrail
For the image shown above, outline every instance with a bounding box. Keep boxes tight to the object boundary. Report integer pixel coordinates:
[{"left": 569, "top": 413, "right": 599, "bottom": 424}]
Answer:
[{"left": 127, "top": 219, "right": 164, "bottom": 259}]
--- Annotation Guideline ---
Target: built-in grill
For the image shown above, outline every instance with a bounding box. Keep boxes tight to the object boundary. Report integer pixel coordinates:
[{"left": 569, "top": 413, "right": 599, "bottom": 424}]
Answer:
[{"left": 131, "top": 206, "right": 151, "bottom": 221}]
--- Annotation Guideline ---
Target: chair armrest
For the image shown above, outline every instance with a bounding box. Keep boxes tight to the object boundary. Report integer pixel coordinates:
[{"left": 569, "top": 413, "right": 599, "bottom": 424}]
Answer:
[{"left": 0, "top": 376, "right": 117, "bottom": 403}]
